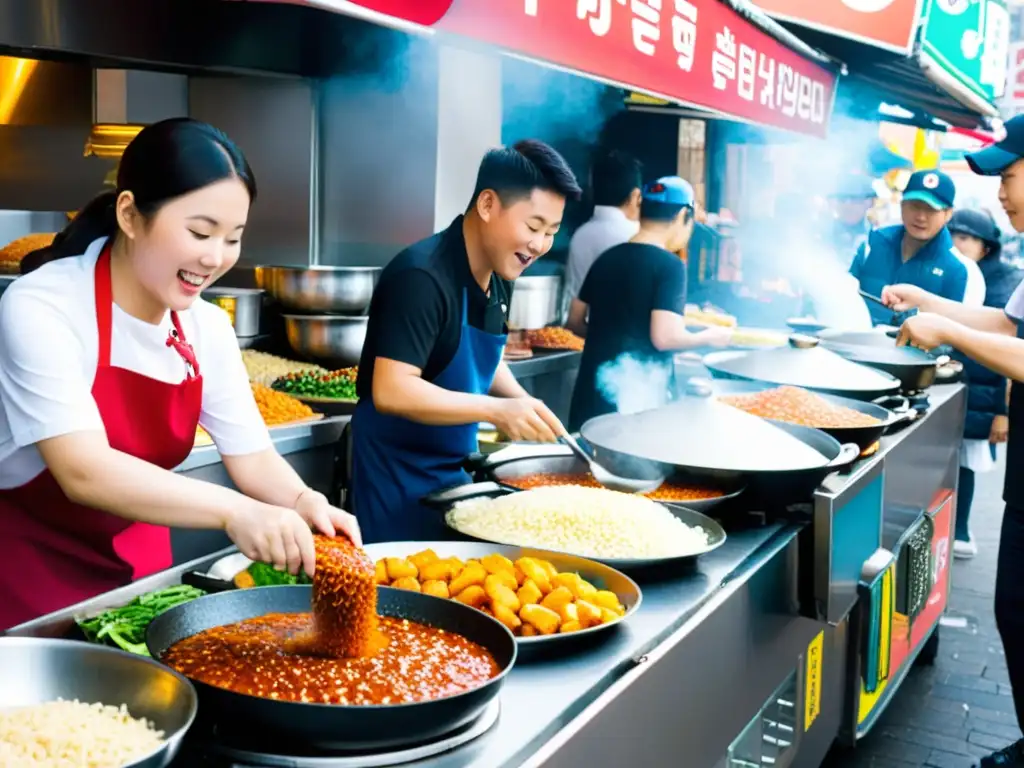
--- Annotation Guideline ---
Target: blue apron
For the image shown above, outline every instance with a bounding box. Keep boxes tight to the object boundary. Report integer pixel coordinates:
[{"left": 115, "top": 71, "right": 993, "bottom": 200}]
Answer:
[{"left": 350, "top": 289, "right": 506, "bottom": 543}]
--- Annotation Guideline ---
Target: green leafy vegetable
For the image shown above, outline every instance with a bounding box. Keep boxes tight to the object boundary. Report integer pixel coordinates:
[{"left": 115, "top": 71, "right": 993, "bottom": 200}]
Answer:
[
  {"left": 76, "top": 584, "right": 206, "bottom": 656},
  {"left": 246, "top": 561, "right": 311, "bottom": 587}
]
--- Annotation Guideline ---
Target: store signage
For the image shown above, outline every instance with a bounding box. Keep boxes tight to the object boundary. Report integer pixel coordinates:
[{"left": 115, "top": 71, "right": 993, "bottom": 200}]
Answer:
[
  {"left": 749, "top": 0, "right": 922, "bottom": 54},
  {"left": 240, "top": 0, "right": 455, "bottom": 25},
  {"left": 1002, "top": 42, "right": 1024, "bottom": 116},
  {"left": 436, "top": 0, "right": 838, "bottom": 138},
  {"left": 921, "top": 0, "right": 1010, "bottom": 102}
]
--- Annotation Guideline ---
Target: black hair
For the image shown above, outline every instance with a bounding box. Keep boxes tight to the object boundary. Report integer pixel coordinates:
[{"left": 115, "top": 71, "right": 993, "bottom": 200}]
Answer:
[
  {"left": 22, "top": 118, "right": 256, "bottom": 274},
  {"left": 641, "top": 200, "right": 691, "bottom": 223},
  {"left": 591, "top": 149, "right": 642, "bottom": 208},
  {"left": 468, "top": 139, "right": 582, "bottom": 210}
]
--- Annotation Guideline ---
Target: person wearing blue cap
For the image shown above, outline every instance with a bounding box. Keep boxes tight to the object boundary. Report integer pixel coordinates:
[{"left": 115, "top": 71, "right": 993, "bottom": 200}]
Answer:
[
  {"left": 850, "top": 169, "right": 969, "bottom": 325},
  {"left": 884, "top": 114, "right": 1024, "bottom": 768},
  {"left": 565, "top": 176, "right": 732, "bottom": 431}
]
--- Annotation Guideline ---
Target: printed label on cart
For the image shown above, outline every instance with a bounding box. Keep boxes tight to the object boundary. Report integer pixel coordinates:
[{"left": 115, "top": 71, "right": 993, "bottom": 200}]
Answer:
[{"left": 804, "top": 630, "right": 824, "bottom": 731}]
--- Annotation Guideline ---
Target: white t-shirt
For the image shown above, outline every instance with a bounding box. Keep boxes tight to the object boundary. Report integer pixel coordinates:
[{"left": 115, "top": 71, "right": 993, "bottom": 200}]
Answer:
[
  {"left": 566, "top": 207, "right": 640, "bottom": 299},
  {"left": 0, "top": 237, "right": 271, "bottom": 489},
  {"left": 952, "top": 248, "right": 987, "bottom": 307}
]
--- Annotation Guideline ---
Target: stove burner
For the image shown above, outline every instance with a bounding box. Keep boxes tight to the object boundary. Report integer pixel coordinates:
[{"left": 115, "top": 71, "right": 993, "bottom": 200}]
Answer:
[{"left": 198, "top": 700, "right": 500, "bottom": 767}]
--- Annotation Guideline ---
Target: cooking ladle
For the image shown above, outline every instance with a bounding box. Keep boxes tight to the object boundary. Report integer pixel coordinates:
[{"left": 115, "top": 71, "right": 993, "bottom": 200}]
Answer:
[{"left": 559, "top": 433, "right": 664, "bottom": 494}]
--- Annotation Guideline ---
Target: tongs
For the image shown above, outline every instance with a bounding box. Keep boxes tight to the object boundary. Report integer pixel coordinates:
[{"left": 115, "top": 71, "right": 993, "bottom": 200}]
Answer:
[{"left": 559, "top": 434, "right": 664, "bottom": 495}]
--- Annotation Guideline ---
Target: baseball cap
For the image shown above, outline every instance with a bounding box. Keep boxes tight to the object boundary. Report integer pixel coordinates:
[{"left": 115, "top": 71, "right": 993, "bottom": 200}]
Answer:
[
  {"left": 902, "top": 169, "right": 956, "bottom": 210},
  {"left": 948, "top": 208, "right": 1002, "bottom": 247},
  {"left": 965, "top": 116, "right": 1024, "bottom": 176},
  {"left": 642, "top": 176, "right": 695, "bottom": 207}
]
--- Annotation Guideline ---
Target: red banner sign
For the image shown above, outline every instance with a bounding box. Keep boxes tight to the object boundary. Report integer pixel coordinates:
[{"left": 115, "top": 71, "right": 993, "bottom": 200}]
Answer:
[
  {"left": 247, "top": 0, "right": 838, "bottom": 137},
  {"left": 750, "top": 0, "right": 921, "bottom": 54},
  {"left": 436, "top": 0, "right": 836, "bottom": 137}
]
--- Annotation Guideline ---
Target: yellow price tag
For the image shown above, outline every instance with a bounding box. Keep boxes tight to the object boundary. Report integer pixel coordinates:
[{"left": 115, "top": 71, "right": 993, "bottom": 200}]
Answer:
[{"left": 805, "top": 630, "right": 824, "bottom": 732}]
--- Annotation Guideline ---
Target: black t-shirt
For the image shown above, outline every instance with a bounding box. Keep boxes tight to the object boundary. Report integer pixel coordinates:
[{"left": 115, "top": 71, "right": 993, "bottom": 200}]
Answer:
[
  {"left": 356, "top": 216, "right": 512, "bottom": 399},
  {"left": 568, "top": 242, "right": 687, "bottom": 431}
]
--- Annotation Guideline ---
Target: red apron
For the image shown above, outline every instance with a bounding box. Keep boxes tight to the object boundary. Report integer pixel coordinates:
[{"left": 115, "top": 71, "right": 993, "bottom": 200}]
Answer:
[{"left": 0, "top": 244, "right": 203, "bottom": 631}]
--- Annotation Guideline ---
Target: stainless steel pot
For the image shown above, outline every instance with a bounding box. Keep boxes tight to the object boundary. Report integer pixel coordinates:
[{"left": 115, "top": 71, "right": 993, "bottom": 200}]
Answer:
[
  {"left": 507, "top": 275, "right": 562, "bottom": 330},
  {"left": 259, "top": 266, "right": 380, "bottom": 315},
  {"left": 202, "top": 287, "right": 263, "bottom": 338},
  {"left": 0, "top": 637, "right": 197, "bottom": 768},
  {"left": 283, "top": 314, "right": 368, "bottom": 367}
]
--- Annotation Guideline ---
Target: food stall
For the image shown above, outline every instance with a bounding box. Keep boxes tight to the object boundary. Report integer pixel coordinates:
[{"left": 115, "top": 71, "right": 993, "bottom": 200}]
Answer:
[{"left": 0, "top": 1, "right": 966, "bottom": 767}]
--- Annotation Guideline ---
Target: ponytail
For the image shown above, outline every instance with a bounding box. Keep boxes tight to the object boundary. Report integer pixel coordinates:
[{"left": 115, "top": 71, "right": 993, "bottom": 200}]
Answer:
[{"left": 20, "top": 191, "right": 119, "bottom": 275}]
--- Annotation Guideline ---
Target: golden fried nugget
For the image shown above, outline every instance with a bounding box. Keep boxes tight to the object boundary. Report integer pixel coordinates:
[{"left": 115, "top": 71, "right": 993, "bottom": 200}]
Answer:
[
  {"left": 385, "top": 557, "right": 417, "bottom": 581},
  {"left": 521, "top": 624, "right": 538, "bottom": 637},
  {"left": 422, "top": 579, "right": 450, "bottom": 599},
  {"left": 517, "top": 579, "right": 543, "bottom": 606},
  {"left": 408, "top": 549, "right": 439, "bottom": 571},
  {"left": 540, "top": 586, "right": 574, "bottom": 613},
  {"left": 536, "top": 558, "right": 559, "bottom": 579},
  {"left": 512, "top": 566, "right": 527, "bottom": 586},
  {"left": 599, "top": 607, "right": 621, "bottom": 624},
  {"left": 450, "top": 563, "right": 486, "bottom": 595},
  {"left": 391, "top": 576, "right": 421, "bottom": 592},
  {"left": 558, "top": 602, "right": 578, "bottom": 624},
  {"left": 484, "top": 574, "right": 521, "bottom": 612},
  {"left": 374, "top": 560, "right": 389, "bottom": 585},
  {"left": 515, "top": 558, "right": 552, "bottom": 594},
  {"left": 593, "top": 590, "right": 623, "bottom": 612},
  {"left": 520, "top": 603, "right": 560, "bottom": 635},
  {"left": 453, "top": 584, "right": 488, "bottom": 609},
  {"left": 576, "top": 600, "right": 602, "bottom": 628},
  {"left": 552, "top": 572, "right": 585, "bottom": 597},
  {"left": 560, "top": 620, "right": 582, "bottom": 634},
  {"left": 481, "top": 553, "right": 515, "bottom": 575},
  {"left": 486, "top": 569, "right": 518, "bottom": 592},
  {"left": 419, "top": 560, "right": 456, "bottom": 582},
  {"left": 493, "top": 603, "right": 522, "bottom": 633}
]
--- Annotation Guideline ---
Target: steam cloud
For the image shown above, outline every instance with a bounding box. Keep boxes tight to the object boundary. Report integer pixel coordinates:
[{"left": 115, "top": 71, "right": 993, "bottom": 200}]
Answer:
[{"left": 596, "top": 354, "right": 672, "bottom": 416}]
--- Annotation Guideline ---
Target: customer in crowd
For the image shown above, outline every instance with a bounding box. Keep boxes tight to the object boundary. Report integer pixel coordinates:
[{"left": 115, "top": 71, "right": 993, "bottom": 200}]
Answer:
[
  {"left": 565, "top": 176, "right": 731, "bottom": 432},
  {"left": 851, "top": 169, "right": 968, "bottom": 325},
  {"left": 948, "top": 209, "right": 1021, "bottom": 559},
  {"left": 565, "top": 149, "right": 642, "bottom": 300},
  {"left": 829, "top": 172, "right": 877, "bottom": 269},
  {"left": 884, "top": 113, "right": 1024, "bottom": 766}
]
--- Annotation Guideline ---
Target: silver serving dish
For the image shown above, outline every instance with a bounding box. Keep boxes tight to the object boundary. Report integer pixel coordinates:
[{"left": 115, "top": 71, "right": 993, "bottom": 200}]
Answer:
[
  {"left": 0, "top": 637, "right": 197, "bottom": 768},
  {"left": 202, "top": 286, "right": 263, "bottom": 338},
  {"left": 363, "top": 542, "right": 641, "bottom": 658},
  {"left": 259, "top": 266, "right": 380, "bottom": 315},
  {"left": 283, "top": 314, "right": 368, "bottom": 368}
]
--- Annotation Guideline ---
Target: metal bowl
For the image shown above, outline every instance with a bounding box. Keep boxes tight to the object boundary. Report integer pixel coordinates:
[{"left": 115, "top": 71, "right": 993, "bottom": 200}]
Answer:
[
  {"left": 0, "top": 637, "right": 197, "bottom": 768},
  {"left": 259, "top": 266, "right": 380, "bottom": 315},
  {"left": 283, "top": 314, "right": 368, "bottom": 368},
  {"left": 201, "top": 286, "right": 264, "bottom": 338}
]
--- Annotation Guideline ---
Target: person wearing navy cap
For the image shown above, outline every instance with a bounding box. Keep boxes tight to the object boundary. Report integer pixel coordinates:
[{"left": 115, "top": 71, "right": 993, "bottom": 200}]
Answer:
[
  {"left": 850, "top": 169, "right": 969, "bottom": 325},
  {"left": 565, "top": 176, "right": 732, "bottom": 432},
  {"left": 884, "top": 114, "right": 1024, "bottom": 767}
]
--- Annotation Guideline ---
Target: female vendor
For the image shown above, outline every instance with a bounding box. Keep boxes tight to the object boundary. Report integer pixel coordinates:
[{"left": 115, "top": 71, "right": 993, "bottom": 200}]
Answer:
[{"left": 0, "top": 118, "right": 360, "bottom": 631}]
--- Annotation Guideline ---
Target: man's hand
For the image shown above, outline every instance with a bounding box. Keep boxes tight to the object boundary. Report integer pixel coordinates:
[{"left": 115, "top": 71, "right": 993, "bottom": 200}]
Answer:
[
  {"left": 896, "top": 312, "right": 958, "bottom": 351},
  {"left": 882, "top": 284, "right": 932, "bottom": 313},
  {"left": 991, "top": 414, "right": 1010, "bottom": 444},
  {"left": 490, "top": 397, "right": 565, "bottom": 443}
]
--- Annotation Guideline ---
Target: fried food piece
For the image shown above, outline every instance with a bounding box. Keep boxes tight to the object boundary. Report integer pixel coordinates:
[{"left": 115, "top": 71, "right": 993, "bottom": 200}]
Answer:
[
  {"left": 374, "top": 560, "right": 389, "bottom": 585},
  {"left": 484, "top": 575, "right": 521, "bottom": 613},
  {"left": 450, "top": 562, "right": 487, "bottom": 595},
  {"left": 536, "top": 558, "right": 559, "bottom": 579},
  {"left": 593, "top": 590, "right": 623, "bottom": 613},
  {"left": 514, "top": 558, "right": 552, "bottom": 594},
  {"left": 560, "top": 620, "right": 582, "bottom": 634},
  {"left": 419, "top": 559, "right": 457, "bottom": 582},
  {"left": 453, "top": 584, "right": 488, "bottom": 609},
  {"left": 481, "top": 553, "right": 515, "bottom": 576},
  {"left": 233, "top": 569, "right": 256, "bottom": 589},
  {"left": 385, "top": 557, "right": 417, "bottom": 581},
  {"left": 540, "top": 586, "right": 574, "bottom": 613},
  {"left": 408, "top": 549, "right": 439, "bottom": 572},
  {"left": 517, "top": 579, "right": 543, "bottom": 606},
  {"left": 485, "top": 569, "right": 518, "bottom": 592},
  {"left": 557, "top": 603, "right": 578, "bottom": 625},
  {"left": 512, "top": 566, "right": 527, "bottom": 586},
  {"left": 553, "top": 572, "right": 597, "bottom": 600},
  {"left": 599, "top": 607, "right": 621, "bottom": 624},
  {"left": 520, "top": 604, "right": 560, "bottom": 635},
  {"left": 391, "top": 576, "right": 421, "bottom": 592},
  {"left": 311, "top": 535, "right": 378, "bottom": 658},
  {"left": 422, "top": 580, "right": 450, "bottom": 599},
  {"left": 575, "top": 600, "right": 602, "bottom": 629},
  {"left": 521, "top": 624, "right": 538, "bottom": 637},
  {"left": 493, "top": 603, "right": 522, "bottom": 633}
]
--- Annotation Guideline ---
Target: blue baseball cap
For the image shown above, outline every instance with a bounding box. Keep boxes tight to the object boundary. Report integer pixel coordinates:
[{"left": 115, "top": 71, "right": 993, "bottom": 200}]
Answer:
[
  {"left": 902, "top": 169, "right": 956, "bottom": 210},
  {"left": 965, "top": 116, "right": 1024, "bottom": 176},
  {"left": 642, "top": 176, "right": 695, "bottom": 207}
]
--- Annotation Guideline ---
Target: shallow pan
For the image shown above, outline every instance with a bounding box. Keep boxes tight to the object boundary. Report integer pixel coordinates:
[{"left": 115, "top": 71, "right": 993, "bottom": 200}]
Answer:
[
  {"left": 421, "top": 482, "right": 727, "bottom": 571},
  {"left": 364, "top": 541, "right": 641, "bottom": 660},
  {"left": 146, "top": 586, "right": 515, "bottom": 752},
  {"left": 463, "top": 443, "right": 745, "bottom": 513},
  {"left": 0, "top": 637, "right": 197, "bottom": 768}
]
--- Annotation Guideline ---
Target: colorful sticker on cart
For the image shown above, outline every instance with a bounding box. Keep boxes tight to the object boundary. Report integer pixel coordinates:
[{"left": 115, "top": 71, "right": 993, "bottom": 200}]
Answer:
[{"left": 805, "top": 630, "right": 824, "bottom": 731}]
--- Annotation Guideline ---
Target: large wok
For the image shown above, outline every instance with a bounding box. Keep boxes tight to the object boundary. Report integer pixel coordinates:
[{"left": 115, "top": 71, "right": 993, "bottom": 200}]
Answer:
[
  {"left": 146, "top": 585, "right": 516, "bottom": 752},
  {"left": 710, "top": 379, "right": 914, "bottom": 452},
  {"left": 463, "top": 443, "right": 745, "bottom": 513},
  {"left": 816, "top": 329, "right": 960, "bottom": 392}
]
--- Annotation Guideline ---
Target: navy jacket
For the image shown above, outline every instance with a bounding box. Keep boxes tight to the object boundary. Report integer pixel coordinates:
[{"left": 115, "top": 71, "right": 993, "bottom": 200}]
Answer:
[
  {"left": 850, "top": 225, "right": 968, "bottom": 325},
  {"left": 957, "top": 256, "right": 1024, "bottom": 439}
]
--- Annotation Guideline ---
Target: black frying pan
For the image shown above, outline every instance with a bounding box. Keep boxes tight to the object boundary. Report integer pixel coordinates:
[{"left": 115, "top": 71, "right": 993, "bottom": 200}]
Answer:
[
  {"left": 710, "top": 380, "right": 915, "bottom": 452},
  {"left": 146, "top": 585, "right": 516, "bottom": 752}
]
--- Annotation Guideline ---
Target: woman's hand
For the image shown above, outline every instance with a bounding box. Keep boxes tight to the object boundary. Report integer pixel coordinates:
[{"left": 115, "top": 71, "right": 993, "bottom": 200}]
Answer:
[
  {"left": 991, "top": 414, "right": 1010, "bottom": 444},
  {"left": 225, "top": 501, "right": 317, "bottom": 577},
  {"left": 295, "top": 489, "right": 363, "bottom": 547},
  {"left": 896, "top": 313, "right": 958, "bottom": 352}
]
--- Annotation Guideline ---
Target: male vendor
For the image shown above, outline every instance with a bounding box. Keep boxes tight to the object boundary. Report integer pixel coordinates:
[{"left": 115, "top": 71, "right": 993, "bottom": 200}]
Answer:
[
  {"left": 350, "top": 140, "right": 582, "bottom": 543},
  {"left": 886, "top": 114, "right": 1024, "bottom": 767},
  {"left": 851, "top": 169, "right": 968, "bottom": 325},
  {"left": 565, "top": 177, "right": 731, "bottom": 431}
]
